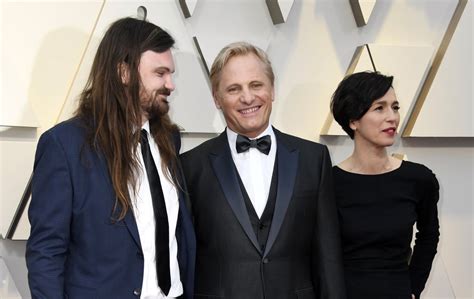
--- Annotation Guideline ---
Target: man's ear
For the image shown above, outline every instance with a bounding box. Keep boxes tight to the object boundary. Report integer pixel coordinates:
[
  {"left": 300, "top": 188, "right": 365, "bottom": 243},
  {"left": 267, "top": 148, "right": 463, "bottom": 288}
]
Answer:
[
  {"left": 213, "top": 91, "right": 222, "bottom": 109},
  {"left": 118, "top": 62, "right": 130, "bottom": 85}
]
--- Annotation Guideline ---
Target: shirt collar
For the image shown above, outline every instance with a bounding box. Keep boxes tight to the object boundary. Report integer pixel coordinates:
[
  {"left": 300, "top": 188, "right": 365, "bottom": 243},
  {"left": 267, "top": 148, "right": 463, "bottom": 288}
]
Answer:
[
  {"left": 142, "top": 121, "right": 151, "bottom": 135},
  {"left": 226, "top": 124, "right": 275, "bottom": 155}
]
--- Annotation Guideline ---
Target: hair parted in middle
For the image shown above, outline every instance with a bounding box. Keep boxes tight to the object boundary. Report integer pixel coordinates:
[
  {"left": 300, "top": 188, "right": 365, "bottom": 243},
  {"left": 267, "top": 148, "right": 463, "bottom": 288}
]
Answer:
[
  {"left": 209, "top": 41, "right": 275, "bottom": 94},
  {"left": 75, "top": 17, "right": 179, "bottom": 221},
  {"left": 330, "top": 71, "right": 394, "bottom": 139}
]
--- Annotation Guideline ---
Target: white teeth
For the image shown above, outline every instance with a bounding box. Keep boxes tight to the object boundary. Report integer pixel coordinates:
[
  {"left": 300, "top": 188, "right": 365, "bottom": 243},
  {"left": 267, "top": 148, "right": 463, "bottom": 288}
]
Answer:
[{"left": 240, "top": 106, "right": 259, "bottom": 114}]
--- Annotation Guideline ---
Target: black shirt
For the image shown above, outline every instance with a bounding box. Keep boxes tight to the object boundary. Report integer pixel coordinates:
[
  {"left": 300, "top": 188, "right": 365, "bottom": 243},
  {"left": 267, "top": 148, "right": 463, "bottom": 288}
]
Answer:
[{"left": 333, "top": 160, "right": 440, "bottom": 299}]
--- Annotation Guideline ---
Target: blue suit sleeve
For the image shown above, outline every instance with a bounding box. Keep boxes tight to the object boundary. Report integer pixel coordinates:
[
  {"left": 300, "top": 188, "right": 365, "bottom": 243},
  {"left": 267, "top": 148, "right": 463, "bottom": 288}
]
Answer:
[{"left": 26, "top": 130, "right": 73, "bottom": 299}]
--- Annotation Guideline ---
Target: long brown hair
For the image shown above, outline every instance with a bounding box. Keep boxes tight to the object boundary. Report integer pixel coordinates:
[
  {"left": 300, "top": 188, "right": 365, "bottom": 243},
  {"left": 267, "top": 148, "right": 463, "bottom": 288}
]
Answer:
[{"left": 75, "top": 17, "right": 179, "bottom": 220}]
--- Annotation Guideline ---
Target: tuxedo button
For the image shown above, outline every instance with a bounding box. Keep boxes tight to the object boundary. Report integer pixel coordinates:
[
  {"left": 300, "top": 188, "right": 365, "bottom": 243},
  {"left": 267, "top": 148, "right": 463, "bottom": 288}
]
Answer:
[
  {"left": 136, "top": 251, "right": 143, "bottom": 259},
  {"left": 133, "top": 288, "right": 141, "bottom": 296},
  {"left": 263, "top": 258, "right": 269, "bottom": 264}
]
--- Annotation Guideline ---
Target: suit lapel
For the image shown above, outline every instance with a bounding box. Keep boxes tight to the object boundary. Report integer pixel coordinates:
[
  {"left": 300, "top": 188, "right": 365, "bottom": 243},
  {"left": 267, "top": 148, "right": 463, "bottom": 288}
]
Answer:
[
  {"left": 263, "top": 129, "right": 299, "bottom": 257},
  {"left": 209, "top": 132, "right": 262, "bottom": 254},
  {"left": 95, "top": 150, "right": 142, "bottom": 249},
  {"left": 123, "top": 211, "right": 142, "bottom": 249}
]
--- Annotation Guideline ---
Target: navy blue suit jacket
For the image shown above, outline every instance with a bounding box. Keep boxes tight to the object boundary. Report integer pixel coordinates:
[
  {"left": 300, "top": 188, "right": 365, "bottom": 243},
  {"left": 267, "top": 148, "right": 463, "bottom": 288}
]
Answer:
[{"left": 26, "top": 118, "right": 195, "bottom": 299}]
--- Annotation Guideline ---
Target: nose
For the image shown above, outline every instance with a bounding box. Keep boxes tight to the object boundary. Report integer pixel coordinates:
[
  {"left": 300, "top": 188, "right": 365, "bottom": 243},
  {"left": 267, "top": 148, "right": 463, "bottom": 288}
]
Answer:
[
  {"left": 386, "top": 108, "right": 399, "bottom": 123},
  {"left": 165, "top": 76, "right": 175, "bottom": 92},
  {"left": 240, "top": 88, "right": 254, "bottom": 105}
]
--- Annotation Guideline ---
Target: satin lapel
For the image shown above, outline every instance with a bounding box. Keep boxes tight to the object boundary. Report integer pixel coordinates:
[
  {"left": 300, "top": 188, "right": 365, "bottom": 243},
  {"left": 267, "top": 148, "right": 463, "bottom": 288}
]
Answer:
[
  {"left": 209, "top": 132, "right": 262, "bottom": 254},
  {"left": 263, "top": 130, "right": 299, "bottom": 257},
  {"left": 95, "top": 151, "right": 142, "bottom": 249}
]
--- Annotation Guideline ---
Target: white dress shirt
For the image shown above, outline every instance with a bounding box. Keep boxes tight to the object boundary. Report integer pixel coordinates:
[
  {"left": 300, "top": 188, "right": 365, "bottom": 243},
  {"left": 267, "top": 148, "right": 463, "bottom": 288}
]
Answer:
[
  {"left": 226, "top": 125, "right": 277, "bottom": 217},
  {"left": 131, "top": 121, "right": 182, "bottom": 299}
]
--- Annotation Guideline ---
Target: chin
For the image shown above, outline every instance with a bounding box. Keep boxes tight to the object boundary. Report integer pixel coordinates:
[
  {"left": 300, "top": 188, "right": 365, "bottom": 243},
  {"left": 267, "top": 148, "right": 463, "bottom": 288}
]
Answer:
[
  {"left": 381, "top": 141, "right": 395, "bottom": 147},
  {"left": 148, "top": 108, "right": 169, "bottom": 121}
]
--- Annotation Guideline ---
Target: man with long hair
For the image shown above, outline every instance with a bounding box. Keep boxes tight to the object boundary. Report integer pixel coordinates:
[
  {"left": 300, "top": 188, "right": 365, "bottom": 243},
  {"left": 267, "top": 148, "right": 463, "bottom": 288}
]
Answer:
[{"left": 26, "top": 17, "right": 195, "bottom": 299}]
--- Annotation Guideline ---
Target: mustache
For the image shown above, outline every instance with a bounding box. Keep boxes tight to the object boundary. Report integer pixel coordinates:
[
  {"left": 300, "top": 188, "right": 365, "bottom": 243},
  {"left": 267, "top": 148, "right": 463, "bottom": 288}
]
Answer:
[{"left": 157, "top": 87, "right": 171, "bottom": 96}]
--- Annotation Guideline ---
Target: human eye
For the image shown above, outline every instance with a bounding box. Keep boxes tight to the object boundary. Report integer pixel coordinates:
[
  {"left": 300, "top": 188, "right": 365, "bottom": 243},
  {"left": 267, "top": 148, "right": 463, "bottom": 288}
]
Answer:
[
  {"left": 227, "top": 86, "right": 239, "bottom": 94},
  {"left": 393, "top": 104, "right": 400, "bottom": 111},
  {"left": 251, "top": 82, "right": 263, "bottom": 89},
  {"left": 155, "top": 67, "right": 170, "bottom": 77}
]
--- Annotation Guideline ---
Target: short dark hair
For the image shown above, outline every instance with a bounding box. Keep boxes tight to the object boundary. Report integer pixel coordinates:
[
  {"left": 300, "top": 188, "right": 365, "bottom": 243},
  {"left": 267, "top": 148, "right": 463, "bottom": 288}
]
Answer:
[{"left": 330, "top": 71, "right": 394, "bottom": 139}]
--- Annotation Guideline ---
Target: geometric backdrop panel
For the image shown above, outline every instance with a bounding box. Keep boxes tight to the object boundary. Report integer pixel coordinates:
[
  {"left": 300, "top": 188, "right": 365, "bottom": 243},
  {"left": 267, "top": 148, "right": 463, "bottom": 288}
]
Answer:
[{"left": 405, "top": 1, "right": 472, "bottom": 137}]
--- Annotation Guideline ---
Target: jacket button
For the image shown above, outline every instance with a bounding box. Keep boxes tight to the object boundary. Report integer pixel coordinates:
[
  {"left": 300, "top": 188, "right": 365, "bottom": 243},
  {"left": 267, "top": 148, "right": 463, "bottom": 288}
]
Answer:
[
  {"left": 136, "top": 251, "right": 143, "bottom": 258},
  {"left": 133, "top": 288, "right": 141, "bottom": 296},
  {"left": 263, "top": 258, "right": 269, "bottom": 264}
]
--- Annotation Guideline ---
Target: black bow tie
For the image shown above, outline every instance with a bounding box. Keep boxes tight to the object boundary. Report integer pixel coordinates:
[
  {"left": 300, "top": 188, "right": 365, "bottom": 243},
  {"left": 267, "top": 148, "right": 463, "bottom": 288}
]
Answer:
[{"left": 236, "top": 134, "right": 271, "bottom": 155}]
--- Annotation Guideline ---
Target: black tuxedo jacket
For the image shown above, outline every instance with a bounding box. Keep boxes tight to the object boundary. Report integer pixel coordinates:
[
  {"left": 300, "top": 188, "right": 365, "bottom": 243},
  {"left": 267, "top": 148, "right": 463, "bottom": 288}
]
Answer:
[{"left": 180, "top": 128, "right": 345, "bottom": 299}]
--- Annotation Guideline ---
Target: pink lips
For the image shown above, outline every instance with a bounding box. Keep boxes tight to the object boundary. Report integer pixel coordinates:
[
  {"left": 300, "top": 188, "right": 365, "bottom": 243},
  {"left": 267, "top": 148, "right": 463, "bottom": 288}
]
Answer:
[{"left": 382, "top": 127, "right": 397, "bottom": 136}]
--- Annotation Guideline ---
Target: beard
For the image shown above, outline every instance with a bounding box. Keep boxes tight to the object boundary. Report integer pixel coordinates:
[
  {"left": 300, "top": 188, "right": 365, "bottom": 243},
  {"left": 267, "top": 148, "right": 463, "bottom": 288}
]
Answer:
[{"left": 141, "top": 87, "right": 171, "bottom": 120}]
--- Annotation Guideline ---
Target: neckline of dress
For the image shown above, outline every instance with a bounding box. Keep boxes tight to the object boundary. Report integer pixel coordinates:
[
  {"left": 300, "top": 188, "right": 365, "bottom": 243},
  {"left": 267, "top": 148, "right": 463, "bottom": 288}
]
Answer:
[{"left": 334, "top": 160, "right": 405, "bottom": 177}]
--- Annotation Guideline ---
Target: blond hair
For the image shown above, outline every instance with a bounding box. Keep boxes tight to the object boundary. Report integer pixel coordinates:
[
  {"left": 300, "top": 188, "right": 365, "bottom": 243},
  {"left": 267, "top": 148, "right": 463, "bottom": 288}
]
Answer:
[{"left": 209, "top": 42, "right": 275, "bottom": 93}]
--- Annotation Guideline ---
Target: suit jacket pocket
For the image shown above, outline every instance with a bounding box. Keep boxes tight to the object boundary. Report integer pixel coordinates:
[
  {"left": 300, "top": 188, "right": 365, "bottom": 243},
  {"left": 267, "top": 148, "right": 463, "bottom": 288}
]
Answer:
[{"left": 295, "top": 287, "right": 315, "bottom": 299}]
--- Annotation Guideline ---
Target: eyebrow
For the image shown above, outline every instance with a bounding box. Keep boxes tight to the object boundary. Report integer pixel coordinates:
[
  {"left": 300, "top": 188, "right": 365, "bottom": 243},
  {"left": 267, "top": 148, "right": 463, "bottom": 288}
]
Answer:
[
  {"left": 154, "top": 66, "right": 175, "bottom": 73},
  {"left": 225, "top": 83, "right": 240, "bottom": 89},
  {"left": 372, "top": 100, "right": 399, "bottom": 105}
]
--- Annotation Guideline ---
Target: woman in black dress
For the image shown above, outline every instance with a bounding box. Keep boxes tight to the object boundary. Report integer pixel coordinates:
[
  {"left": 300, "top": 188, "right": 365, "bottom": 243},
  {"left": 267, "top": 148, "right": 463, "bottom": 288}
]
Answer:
[{"left": 330, "top": 71, "right": 440, "bottom": 299}]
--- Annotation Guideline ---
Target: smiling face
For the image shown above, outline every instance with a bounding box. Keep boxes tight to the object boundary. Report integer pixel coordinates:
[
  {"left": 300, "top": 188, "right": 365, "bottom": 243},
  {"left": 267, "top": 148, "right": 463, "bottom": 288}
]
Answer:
[
  {"left": 213, "top": 53, "right": 274, "bottom": 138},
  {"left": 350, "top": 87, "right": 400, "bottom": 148},
  {"left": 138, "top": 49, "right": 176, "bottom": 123}
]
